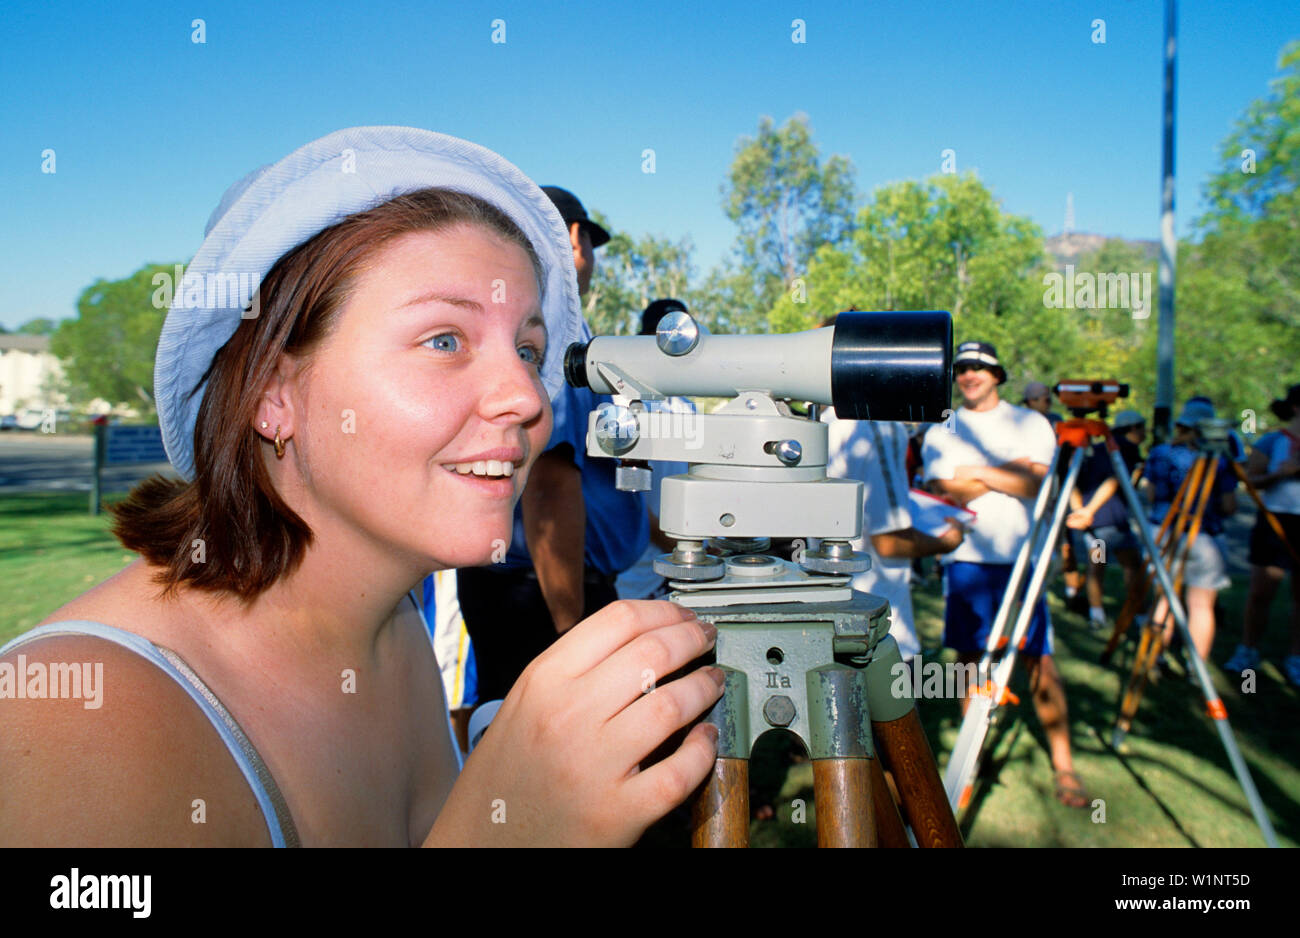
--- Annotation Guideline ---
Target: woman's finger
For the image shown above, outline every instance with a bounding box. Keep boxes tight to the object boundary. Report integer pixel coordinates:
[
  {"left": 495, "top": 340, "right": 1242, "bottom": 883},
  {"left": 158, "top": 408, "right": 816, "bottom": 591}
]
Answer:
[
  {"left": 575, "top": 616, "right": 717, "bottom": 718},
  {"left": 602, "top": 666, "right": 725, "bottom": 771},
  {"left": 540, "top": 599, "right": 703, "bottom": 679},
  {"left": 622, "top": 720, "right": 721, "bottom": 829}
]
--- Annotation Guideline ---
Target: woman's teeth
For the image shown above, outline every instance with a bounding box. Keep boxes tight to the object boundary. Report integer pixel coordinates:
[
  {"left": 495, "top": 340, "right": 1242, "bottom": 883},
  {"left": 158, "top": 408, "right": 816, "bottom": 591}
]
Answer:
[{"left": 447, "top": 460, "right": 515, "bottom": 477}]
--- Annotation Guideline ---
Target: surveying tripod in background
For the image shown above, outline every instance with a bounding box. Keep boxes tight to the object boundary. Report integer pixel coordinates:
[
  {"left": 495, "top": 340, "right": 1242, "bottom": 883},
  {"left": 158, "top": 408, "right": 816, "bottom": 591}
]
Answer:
[
  {"left": 1107, "top": 417, "right": 1300, "bottom": 749},
  {"left": 1106, "top": 437, "right": 1222, "bottom": 745},
  {"left": 942, "top": 382, "right": 1278, "bottom": 847}
]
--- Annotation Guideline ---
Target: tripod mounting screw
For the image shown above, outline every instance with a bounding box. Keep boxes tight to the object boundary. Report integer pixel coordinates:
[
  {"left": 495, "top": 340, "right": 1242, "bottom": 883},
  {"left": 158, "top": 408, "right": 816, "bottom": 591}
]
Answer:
[
  {"left": 615, "top": 462, "right": 652, "bottom": 492},
  {"left": 763, "top": 695, "right": 796, "bottom": 728}
]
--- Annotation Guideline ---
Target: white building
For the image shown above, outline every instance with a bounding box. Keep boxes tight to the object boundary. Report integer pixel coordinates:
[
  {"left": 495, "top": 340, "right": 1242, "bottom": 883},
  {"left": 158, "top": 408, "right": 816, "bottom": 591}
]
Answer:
[{"left": 0, "top": 334, "right": 67, "bottom": 416}]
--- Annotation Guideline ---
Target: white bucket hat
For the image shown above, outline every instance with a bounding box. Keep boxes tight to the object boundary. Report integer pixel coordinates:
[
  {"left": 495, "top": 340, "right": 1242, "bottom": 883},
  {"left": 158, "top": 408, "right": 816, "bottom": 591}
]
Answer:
[{"left": 154, "top": 126, "right": 583, "bottom": 481}]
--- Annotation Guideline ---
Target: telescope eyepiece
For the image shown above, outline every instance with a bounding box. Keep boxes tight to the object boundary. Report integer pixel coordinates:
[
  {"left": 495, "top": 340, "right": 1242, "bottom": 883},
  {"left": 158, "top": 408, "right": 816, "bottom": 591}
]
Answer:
[
  {"left": 564, "top": 341, "right": 591, "bottom": 389},
  {"left": 829, "top": 311, "right": 954, "bottom": 422}
]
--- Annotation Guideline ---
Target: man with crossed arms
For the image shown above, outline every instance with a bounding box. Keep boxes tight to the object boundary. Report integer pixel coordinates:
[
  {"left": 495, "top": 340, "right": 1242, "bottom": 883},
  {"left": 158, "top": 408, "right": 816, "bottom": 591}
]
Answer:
[{"left": 922, "top": 341, "right": 1089, "bottom": 808}]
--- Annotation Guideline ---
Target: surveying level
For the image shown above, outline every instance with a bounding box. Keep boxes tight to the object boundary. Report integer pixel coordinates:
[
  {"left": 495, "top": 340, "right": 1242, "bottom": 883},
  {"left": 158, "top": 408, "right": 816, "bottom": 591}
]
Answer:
[
  {"left": 567, "top": 310, "right": 963, "bottom": 848},
  {"left": 1053, "top": 380, "right": 1130, "bottom": 414}
]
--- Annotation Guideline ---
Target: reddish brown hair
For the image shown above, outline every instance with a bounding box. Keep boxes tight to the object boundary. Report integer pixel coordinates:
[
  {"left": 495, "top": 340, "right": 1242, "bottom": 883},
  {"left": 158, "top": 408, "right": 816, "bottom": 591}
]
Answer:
[{"left": 112, "top": 189, "right": 544, "bottom": 603}]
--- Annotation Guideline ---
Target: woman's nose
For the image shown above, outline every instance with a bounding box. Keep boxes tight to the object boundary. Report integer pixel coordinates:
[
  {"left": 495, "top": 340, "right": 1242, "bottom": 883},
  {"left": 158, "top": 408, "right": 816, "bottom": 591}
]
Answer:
[{"left": 481, "top": 351, "right": 547, "bottom": 425}]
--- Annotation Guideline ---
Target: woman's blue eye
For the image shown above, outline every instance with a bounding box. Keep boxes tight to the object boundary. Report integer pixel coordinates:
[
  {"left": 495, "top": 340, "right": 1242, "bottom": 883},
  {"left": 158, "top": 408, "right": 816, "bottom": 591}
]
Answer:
[
  {"left": 427, "top": 333, "right": 460, "bottom": 353},
  {"left": 518, "top": 345, "right": 543, "bottom": 366}
]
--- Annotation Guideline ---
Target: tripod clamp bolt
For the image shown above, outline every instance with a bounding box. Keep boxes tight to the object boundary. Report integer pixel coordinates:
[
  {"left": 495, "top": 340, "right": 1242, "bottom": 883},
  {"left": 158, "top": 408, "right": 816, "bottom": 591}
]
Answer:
[
  {"left": 763, "top": 439, "right": 803, "bottom": 466},
  {"left": 762, "top": 695, "right": 796, "bottom": 728}
]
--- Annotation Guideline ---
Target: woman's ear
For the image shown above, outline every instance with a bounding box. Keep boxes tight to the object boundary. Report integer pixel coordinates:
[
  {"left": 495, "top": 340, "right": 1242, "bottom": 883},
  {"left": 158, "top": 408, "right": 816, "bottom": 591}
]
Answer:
[{"left": 254, "top": 353, "right": 302, "bottom": 444}]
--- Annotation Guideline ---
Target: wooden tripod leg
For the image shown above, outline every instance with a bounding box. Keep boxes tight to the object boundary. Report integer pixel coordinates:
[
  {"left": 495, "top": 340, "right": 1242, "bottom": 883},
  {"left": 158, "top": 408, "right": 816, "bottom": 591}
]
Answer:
[
  {"left": 812, "top": 759, "right": 875, "bottom": 847},
  {"left": 690, "top": 757, "right": 749, "bottom": 848},
  {"left": 873, "top": 710, "right": 963, "bottom": 847},
  {"left": 1117, "top": 624, "right": 1159, "bottom": 736},
  {"left": 1232, "top": 461, "right": 1300, "bottom": 566},
  {"left": 1101, "top": 575, "right": 1149, "bottom": 664},
  {"left": 1103, "top": 466, "right": 1189, "bottom": 664},
  {"left": 868, "top": 757, "right": 911, "bottom": 847}
]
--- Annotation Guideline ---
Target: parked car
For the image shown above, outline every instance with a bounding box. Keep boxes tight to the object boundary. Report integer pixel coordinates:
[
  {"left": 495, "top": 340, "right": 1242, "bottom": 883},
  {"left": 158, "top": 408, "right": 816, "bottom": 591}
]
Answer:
[{"left": 0, "top": 415, "right": 18, "bottom": 431}]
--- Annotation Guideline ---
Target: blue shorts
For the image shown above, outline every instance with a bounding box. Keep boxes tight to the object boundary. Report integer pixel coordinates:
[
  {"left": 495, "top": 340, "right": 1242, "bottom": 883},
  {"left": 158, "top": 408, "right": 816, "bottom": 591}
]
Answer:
[{"left": 944, "top": 561, "right": 1053, "bottom": 657}]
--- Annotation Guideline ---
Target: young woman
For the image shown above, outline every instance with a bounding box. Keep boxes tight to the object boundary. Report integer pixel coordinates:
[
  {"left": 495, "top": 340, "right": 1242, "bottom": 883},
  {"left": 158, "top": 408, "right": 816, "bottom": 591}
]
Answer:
[
  {"left": 1146, "top": 399, "right": 1238, "bottom": 662},
  {"left": 0, "top": 127, "right": 723, "bottom": 846}
]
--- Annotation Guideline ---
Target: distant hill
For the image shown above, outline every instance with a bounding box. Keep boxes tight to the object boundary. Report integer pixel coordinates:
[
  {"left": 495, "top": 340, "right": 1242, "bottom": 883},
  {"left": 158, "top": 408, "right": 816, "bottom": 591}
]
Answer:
[{"left": 1044, "top": 232, "right": 1159, "bottom": 269}]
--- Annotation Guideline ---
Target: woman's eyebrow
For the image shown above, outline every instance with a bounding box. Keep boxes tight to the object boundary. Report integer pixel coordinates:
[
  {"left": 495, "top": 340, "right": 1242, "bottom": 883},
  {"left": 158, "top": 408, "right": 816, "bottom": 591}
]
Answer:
[{"left": 396, "top": 291, "right": 483, "bottom": 313}]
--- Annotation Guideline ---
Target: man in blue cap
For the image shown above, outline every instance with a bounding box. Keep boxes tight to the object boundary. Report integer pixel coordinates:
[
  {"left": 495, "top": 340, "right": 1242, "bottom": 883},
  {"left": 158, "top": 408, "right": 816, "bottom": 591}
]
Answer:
[{"left": 454, "top": 187, "right": 648, "bottom": 705}]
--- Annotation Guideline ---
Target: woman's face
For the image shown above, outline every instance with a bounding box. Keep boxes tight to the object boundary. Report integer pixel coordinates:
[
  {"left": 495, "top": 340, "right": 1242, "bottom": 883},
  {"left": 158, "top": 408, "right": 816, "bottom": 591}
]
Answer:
[{"left": 280, "top": 223, "right": 553, "bottom": 570}]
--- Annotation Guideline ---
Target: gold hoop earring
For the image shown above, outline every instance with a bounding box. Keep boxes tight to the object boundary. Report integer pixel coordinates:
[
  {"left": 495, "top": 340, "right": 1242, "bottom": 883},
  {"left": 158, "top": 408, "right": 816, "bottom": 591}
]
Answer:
[{"left": 274, "top": 425, "right": 285, "bottom": 459}]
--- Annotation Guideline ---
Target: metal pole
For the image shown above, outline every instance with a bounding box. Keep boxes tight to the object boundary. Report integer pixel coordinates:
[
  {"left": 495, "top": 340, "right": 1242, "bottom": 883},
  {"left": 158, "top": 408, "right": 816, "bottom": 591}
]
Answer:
[
  {"left": 90, "top": 421, "right": 105, "bottom": 516},
  {"left": 1154, "top": 0, "right": 1178, "bottom": 443}
]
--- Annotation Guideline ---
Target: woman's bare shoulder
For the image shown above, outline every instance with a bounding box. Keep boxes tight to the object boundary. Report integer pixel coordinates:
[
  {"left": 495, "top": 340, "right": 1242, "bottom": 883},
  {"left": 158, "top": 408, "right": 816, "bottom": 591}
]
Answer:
[
  {"left": 2, "top": 566, "right": 270, "bottom": 846},
  {"left": 36, "top": 558, "right": 174, "bottom": 635}
]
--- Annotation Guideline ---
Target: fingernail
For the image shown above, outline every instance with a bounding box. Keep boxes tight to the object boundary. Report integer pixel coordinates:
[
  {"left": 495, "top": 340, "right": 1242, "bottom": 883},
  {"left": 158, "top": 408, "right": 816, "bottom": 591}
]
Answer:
[
  {"left": 699, "top": 620, "right": 717, "bottom": 643},
  {"left": 705, "top": 666, "right": 726, "bottom": 688},
  {"left": 702, "top": 723, "right": 719, "bottom": 745}
]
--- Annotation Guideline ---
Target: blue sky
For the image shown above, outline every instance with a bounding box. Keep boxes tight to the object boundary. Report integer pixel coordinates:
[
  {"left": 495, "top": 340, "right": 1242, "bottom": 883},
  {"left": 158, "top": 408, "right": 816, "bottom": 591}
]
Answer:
[{"left": 2, "top": 0, "right": 1297, "bottom": 329}]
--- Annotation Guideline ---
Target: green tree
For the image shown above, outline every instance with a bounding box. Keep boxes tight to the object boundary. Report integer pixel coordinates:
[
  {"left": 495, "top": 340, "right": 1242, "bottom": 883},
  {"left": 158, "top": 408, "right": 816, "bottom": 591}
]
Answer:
[
  {"left": 770, "top": 172, "right": 1081, "bottom": 392},
  {"left": 1171, "top": 39, "right": 1300, "bottom": 423},
  {"left": 50, "top": 263, "right": 177, "bottom": 411},
  {"left": 721, "top": 114, "right": 857, "bottom": 323},
  {"left": 1068, "top": 239, "right": 1159, "bottom": 412},
  {"left": 587, "top": 210, "right": 696, "bottom": 335},
  {"left": 16, "top": 318, "right": 56, "bottom": 336}
]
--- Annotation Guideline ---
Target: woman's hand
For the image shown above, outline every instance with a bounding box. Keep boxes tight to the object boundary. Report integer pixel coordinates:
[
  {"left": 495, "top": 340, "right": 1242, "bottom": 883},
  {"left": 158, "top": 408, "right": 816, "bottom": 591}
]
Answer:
[
  {"left": 424, "top": 600, "right": 722, "bottom": 847},
  {"left": 1066, "top": 509, "right": 1094, "bottom": 530}
]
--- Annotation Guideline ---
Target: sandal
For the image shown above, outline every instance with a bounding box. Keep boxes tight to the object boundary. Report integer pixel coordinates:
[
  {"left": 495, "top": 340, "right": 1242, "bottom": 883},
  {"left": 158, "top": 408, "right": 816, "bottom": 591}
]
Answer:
[{"left": 1053, "top": 770, "right": 1090, "bottom": 808}]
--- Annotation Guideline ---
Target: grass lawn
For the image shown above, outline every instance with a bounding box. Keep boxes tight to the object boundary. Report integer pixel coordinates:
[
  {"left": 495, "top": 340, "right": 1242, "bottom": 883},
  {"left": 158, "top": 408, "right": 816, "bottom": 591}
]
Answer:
[
  {"left": 0, "top": 492, "right": 135, "bottom": 644},
  {"left": 4, "top": 491, "right": 1298, "bottom": 847}
]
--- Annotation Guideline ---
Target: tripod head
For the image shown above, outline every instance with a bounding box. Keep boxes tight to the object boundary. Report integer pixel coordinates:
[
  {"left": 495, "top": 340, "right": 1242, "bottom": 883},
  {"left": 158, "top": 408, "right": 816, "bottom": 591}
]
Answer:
[
  {"left": 1053, "top": 379, "right": 1130, "bottom": 419},
  {"left": 1189, "top": 417, "right": 1240, "bottom": 459},
  {"left": 564, "top": 310, "right": 953, "bottom": 607}
]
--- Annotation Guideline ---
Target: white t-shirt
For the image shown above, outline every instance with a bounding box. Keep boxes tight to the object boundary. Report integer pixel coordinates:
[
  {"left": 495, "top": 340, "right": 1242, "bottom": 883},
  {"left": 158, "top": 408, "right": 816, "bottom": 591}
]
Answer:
[
  {"left": 922, "top": 399, "right": 1057, "bottom": 565},
  {"left": 824, "top": 410, "right": 920, "bottom": 660},
  {"left": 1253, "top": 430, "right": 1300, "bottom": 514},
  {"left": 616, "top": 397, "right": 698, "bottom": 600}
]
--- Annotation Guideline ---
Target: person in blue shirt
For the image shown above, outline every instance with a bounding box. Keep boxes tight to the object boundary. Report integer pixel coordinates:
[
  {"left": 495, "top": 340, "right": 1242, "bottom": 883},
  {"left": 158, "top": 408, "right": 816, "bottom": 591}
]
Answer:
[
  {"left": 1224, "top": 384, "right": 1300, "bottom": 685},
  {"left": 454, "top": 187, "right": 649, "bottom": 703},
  {"left": 1064, "top": 410, "right": 1146, "bottom": 631},
  {"left": 1146, "top": 399, "right": 1238, "bottom": 662}
]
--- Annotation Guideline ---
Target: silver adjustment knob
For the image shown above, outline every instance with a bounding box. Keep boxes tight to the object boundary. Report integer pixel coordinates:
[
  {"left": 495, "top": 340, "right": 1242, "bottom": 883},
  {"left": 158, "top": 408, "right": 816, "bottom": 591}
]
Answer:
[
  {"left": 764, "top": 439, "right": 802, "bottom": 466},
  {"left": 799, "top": 539, "right": 871, "bottom": 575},
  {"left": 655, "top": 310, "right": 702, "bottom": 357},
  {"left": 594, "top": 403, "right": 639, "bottom": 456}
]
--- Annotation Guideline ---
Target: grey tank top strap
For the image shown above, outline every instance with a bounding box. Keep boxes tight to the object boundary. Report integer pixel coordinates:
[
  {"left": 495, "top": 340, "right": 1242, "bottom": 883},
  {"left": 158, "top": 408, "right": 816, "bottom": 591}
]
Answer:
[{"left": 0, "top": 621, "right": 300, "bottom": 848}]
